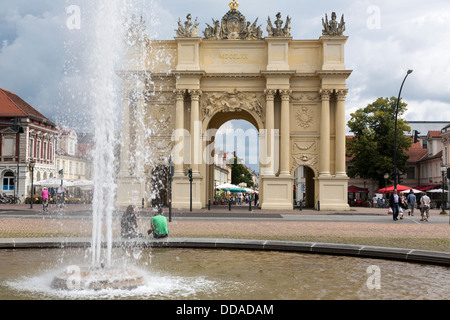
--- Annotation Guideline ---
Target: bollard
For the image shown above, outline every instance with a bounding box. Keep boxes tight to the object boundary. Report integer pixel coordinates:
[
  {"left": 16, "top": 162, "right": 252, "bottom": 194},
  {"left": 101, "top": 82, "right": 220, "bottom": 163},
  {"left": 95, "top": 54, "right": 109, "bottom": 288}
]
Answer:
[
  {"left": 229, "top": 200, "right": 232, "bottom": 211},
  {"left": 249, "top": 200, "right": 252, "bottom": 212},
  {"left": 142, "top": 198, "right": 144, "bottom": 209},
  {"left": 317, "top": 201, "right": 320, "bottom": 211},
  {"left": 299, "top": 200, "right": 303, "bottom": 211},
  {"left": 208, "top": 199, "right": 211, "bottom": 211}
]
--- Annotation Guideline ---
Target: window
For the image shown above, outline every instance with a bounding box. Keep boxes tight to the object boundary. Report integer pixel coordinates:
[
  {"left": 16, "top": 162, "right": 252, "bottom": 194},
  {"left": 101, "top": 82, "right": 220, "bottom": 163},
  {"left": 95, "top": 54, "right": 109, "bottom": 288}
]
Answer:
[
  {"left": 2, "top": 137, "right": 14, "bottom": 157},
  {"left": 407, "top": 167, "right": 415, "bottom": 179},
  {"left": 37, "top": 140, "right": 41, "bottom": 159},
  {"left": 2, "top": 171, "right": 14, "bottom": 191},
  {"left": 43, "top": 141, "right": 47, "bottom": 161},
  {"left": 29, "top": 138, "right": 34, "bottom": 158}
]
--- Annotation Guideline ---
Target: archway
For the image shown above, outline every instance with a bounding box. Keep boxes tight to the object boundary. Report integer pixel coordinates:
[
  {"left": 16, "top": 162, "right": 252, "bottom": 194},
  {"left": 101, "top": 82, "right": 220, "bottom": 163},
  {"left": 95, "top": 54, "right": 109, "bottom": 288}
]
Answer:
[
  {"left": 151, "top": 165, "right": 168, "bottom": 208},
  {"left": 204, "top": 110, "right": 261, "bottom": 207},
  {"left": 293, "top": 165, "right": 316, "bottom": 208}
]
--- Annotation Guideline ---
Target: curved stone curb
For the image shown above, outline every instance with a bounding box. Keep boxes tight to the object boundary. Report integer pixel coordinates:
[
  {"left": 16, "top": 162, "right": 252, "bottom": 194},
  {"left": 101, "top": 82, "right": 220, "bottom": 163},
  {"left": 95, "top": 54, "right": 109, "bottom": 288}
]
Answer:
[{"left": 0, "top": 237, "right": 449, "bottom": 267}]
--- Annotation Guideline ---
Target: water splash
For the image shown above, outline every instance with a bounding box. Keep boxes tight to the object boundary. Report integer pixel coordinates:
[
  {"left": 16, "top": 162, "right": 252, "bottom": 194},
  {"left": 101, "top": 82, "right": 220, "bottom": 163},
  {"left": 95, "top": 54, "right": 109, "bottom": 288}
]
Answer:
[{"left": 88, "top": 0, "right": 126, "bottom": 268}]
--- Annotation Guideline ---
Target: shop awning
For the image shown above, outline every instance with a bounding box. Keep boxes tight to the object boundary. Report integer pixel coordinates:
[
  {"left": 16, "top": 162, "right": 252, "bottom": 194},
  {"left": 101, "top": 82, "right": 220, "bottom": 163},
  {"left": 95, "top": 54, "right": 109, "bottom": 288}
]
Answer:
[
  {"left": 413, "top": 185, "right": 440, "bottom": 191},
  {"left": 348, "top": 185, "right": 369, "bottom": 193}
]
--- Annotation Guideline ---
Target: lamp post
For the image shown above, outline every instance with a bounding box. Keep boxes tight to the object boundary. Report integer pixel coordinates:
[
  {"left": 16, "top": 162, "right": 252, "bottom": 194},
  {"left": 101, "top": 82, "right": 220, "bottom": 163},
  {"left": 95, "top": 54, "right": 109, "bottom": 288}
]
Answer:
[
  {"left": 441, "top": 164, "right": 447, "bottom": 213},
  {"left": 29, "top": 160, "right": 35, "bottom": 209},
  {"left": 393, "top": 70, "right": 413, "bottom": 191}
]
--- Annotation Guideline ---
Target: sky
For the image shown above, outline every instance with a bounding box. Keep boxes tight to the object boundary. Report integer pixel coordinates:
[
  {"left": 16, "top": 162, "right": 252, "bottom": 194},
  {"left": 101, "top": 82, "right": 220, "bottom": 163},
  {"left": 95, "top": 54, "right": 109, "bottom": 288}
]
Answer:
[{"left": 1, "top": 0, "right": 450, "bottom": 172}]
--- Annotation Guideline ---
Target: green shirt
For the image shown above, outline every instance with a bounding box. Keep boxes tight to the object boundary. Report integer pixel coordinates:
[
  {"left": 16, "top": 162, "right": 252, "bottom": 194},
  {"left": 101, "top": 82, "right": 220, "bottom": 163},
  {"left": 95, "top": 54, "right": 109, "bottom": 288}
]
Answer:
[{"left": 151, "top": 215, "right": 169, "bottom": 235}]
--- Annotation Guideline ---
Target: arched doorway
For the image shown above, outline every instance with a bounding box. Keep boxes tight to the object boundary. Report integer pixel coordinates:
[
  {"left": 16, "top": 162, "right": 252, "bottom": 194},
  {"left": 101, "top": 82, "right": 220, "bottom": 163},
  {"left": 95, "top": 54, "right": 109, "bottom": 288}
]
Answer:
[
  {"left": 293, "top": 165, "right": 316, "bottom": 208},
  {"left": 204, "top": 110, "right": 261, "bottom": 207},
  {"left": 151, "top": 165, "right": 168, "bottom": 208}
]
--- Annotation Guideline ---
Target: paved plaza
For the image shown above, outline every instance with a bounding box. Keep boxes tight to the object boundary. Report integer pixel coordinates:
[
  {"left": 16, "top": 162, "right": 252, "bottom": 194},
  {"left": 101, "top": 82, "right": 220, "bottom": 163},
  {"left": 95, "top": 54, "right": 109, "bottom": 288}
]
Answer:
[{"left": 0, "top": 203, "right": 448, "bottom": 255}]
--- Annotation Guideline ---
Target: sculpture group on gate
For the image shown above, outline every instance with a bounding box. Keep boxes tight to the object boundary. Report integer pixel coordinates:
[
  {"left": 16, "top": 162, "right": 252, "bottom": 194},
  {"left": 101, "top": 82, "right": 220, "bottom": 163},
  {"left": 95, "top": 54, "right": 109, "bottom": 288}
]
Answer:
[{"left": 175, "top": 0, "right": 345, "bottom": 39}]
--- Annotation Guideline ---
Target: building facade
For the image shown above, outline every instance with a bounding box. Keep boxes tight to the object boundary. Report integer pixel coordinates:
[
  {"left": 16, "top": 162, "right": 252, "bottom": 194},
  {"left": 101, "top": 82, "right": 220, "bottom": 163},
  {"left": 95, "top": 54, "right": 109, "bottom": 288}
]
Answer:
[
  {"left": 0, "top": 88, "right": 58, "bottom": 201},
  {"left": 117, "top": 3, "right": 352, "bottom": 210}
]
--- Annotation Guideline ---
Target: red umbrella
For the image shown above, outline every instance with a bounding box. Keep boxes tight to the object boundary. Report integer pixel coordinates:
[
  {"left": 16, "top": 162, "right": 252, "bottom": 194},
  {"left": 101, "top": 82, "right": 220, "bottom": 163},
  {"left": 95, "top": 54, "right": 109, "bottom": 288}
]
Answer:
[{"left": 376, "top": 185, "right": 421, "bottom": 194}]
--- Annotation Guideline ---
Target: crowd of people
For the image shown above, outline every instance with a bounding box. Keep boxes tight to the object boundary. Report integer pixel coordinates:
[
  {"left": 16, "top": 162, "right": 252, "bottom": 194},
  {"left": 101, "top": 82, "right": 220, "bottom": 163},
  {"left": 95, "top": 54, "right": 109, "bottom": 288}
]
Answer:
[
  {"left": 387, "top": 189, "right": 431, "bottom": 222},
  {"left": 215, "top": 191, "right": 259, "bottom": 206}
]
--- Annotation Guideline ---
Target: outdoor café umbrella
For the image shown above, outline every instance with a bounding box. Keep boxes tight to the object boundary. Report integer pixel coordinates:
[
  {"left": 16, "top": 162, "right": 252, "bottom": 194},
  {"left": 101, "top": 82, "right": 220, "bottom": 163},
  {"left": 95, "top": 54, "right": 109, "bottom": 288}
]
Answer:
[
  {"left": 216, "top": 183, "right": 247, "bottom": 193},
  {"left": 375, "top": 185, "right": 421, "bottom": 194}
]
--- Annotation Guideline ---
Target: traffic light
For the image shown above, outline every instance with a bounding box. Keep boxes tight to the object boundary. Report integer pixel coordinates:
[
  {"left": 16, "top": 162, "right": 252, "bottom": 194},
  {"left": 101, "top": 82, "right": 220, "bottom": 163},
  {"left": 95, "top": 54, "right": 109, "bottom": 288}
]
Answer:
[
  {"left": 447, "top": 167, "right": 450, "bottom": 178},
  {"left": 397, "top": 172, "right": 403, "bottom": 185},
  {"left": 188, "top": 168, "right": 193, "bottom": 181},
  {"left": 413, "top": 130, "right": 420, "bottom": 144}
]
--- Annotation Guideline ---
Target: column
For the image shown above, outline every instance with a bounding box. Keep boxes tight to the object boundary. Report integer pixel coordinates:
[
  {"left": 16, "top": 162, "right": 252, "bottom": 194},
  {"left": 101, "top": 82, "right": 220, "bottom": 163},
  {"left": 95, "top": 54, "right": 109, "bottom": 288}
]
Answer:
[
  {"left": 189, "top": 89, "right": 202, "bottom": 174},
  {"left": 335, "top": 89, "right": 348, "bottom": 177},
  {"left": 174, "top": 89, "right": 185, "bottom": 175},
  {"left": 264, "top": 90, "right": 276, "bottom": 176},
  {"left": 320, "top": 89, "right": 332, "bottom": 176},
  {"left": 119, "top": 89, "right": 132, "bottom": 174},
  {"left": 280, "top": 90, "right": 292, "bottom": 176}
]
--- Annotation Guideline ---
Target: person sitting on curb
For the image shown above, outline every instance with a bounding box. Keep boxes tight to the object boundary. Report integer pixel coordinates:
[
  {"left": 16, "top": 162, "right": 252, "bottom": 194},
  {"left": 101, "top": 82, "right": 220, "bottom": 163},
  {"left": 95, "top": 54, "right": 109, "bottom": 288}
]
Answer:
[
  {"left": 148, "top": 207, "right": 169, "bottom": 239},
  {"left": 121, "top": 205, "right": 144, "bottom": 239}
]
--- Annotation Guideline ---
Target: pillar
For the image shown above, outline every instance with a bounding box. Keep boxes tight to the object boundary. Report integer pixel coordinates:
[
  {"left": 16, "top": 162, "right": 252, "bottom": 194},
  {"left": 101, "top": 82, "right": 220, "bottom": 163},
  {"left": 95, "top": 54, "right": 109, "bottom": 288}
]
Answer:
[
  {"left": 189, "top": 89, "right": 202, "bottom": 174},
  {"left": 320, "top": 89, "right": 332, "bottom": 176},
  {"left": 280, "top": 90, "right": 292, "bottom": 176},
  {"left": 174, "top": 89, "right": 185, "bottom": 175},
  {"left": 335, "top": 89, "right": 348, "bottom": 177},
  {"left": 264, "top": 89, "right": 276, "bottom": 176}
]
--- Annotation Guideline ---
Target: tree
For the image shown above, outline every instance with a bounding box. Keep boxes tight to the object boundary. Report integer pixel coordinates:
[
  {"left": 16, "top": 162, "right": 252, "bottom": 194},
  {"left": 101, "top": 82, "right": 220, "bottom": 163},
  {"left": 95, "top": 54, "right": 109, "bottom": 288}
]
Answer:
[
  {"left": 231, "top": 157, "right": 254, "bottom": 187},
  {"left": 347, "top": 97, "right": 412, "bottom": 188}
]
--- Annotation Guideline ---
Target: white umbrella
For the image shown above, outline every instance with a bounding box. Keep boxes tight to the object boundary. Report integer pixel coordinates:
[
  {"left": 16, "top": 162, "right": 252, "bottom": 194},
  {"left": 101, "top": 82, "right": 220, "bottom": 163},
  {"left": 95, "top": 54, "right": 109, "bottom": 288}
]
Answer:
[
  {"left": 34, "top": 178, "right": 73, "bottom": 188},
  {"left": 426, "top": 189, "right": 448, "bottom": 193}
]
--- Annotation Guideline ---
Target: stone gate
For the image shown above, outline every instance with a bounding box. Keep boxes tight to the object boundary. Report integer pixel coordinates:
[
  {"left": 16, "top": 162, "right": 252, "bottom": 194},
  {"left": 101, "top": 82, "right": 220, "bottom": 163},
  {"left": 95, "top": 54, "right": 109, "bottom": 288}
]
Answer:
[{"left": 116, "top": 2, "right": 352, "bottom": 211}]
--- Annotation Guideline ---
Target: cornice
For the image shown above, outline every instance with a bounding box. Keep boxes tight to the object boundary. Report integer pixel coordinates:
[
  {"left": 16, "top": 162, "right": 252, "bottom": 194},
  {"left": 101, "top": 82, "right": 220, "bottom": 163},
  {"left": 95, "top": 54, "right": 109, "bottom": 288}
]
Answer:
[{"left": 316, "top": 70, "right": 353, "bottom": 79}]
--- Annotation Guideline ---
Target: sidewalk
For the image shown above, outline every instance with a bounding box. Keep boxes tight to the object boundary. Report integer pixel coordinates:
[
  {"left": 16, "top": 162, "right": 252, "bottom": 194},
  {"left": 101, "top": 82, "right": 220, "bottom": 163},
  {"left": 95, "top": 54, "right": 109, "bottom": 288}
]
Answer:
[{"left": 0, "top": 203, "right": 446, "bottom": 217}]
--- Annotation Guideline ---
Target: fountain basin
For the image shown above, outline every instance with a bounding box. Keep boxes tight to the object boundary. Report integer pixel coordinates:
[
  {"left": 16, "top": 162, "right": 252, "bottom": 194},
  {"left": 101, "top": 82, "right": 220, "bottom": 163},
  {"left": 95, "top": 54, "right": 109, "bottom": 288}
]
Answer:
[{"left": 51, "top": 266, "right": 144, "bottom": 290}]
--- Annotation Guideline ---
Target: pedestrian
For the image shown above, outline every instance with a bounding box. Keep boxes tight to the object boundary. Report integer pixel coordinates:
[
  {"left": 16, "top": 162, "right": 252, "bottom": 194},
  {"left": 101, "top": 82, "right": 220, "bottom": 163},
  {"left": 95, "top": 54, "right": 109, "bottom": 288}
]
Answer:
[
  {"left": 406, "top": 189, "right": 416, "bottom": 216},
  {"left": 420, "top": 192, "right": 431, "bottom": 222},
  {"left": 42, "top": 187, "right": 49, "bottom": 212},
  {"left": 148, "top": 207, "right": 169, "bottom": 239},
  {"left": 372, "top": 196, "right": 378, "bottom": 208},
  {"left": 121, "top": 205, "right": 143, "bottom": 239},
  {"left": 389, "top": 189, "right": 400, "bottom": 221}
]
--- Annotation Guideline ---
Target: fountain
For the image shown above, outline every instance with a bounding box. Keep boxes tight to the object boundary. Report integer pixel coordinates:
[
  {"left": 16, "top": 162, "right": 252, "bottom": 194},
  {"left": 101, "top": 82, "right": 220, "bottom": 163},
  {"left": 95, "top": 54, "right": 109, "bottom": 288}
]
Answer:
[
  {"left": 1, "top": 1, "right": 449, "bottom": 300},
  {"left": 51, "top": 0, "right": 148, "bottom": 290}
]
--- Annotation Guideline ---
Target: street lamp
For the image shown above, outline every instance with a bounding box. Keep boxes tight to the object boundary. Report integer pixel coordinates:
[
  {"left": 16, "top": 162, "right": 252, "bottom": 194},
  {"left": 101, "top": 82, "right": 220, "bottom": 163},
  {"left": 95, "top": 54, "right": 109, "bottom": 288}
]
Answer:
[
  {"left": 393, "top": 70, "right": 413, "bottom": 191},
  {"left": 441, "top": 164, "right": 447, "bottom": 213},
  {"left": 29, "top": 160, "right": 35, "bottom": 209},
  {"left": 384, "top": 173, "right": 389, "bottom": 196}
]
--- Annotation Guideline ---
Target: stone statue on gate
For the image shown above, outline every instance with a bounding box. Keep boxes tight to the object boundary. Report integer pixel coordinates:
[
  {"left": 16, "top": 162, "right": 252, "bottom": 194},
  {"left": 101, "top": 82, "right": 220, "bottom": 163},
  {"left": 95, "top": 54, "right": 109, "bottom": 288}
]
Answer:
[
  {"left": 267, "top": 12, "right": 291, "bottom": 37},
  {"left": 176, "top": 13, "right": 199, "bottom": 37},
  {"left": 322, "top": 12, "right": 346, "bottom": 36}
]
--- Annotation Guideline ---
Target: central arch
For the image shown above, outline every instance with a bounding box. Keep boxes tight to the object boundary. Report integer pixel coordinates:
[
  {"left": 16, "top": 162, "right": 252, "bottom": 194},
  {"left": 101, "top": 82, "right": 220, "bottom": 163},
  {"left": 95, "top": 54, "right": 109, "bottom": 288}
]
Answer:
[{"left": 203, "top": 108, "right": 263, "bottom": 207}]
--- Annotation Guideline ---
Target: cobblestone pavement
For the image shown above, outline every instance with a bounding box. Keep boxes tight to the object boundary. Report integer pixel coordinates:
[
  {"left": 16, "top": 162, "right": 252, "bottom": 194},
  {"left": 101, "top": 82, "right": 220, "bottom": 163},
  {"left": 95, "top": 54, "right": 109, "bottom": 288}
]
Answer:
[{"left": 0, "top": 204, "right": 449, "bottom": 252}]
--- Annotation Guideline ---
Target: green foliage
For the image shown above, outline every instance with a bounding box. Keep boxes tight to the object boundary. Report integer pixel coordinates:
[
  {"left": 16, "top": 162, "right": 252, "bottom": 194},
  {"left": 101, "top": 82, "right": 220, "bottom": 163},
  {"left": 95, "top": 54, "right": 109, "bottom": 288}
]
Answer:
[
  {"left": 231, "top": 157, "right": 254, "bottom": 187},
  {"left": 347, "top": 97, "right": 412, "bottom": 188}
]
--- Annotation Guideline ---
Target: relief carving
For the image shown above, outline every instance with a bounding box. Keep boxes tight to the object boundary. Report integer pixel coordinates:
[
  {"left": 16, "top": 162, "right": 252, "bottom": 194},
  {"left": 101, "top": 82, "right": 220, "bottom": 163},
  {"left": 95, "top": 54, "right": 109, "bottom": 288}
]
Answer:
[
  {"left": 295, "top": 107, "right": 314, "bottom": 129},
  {"left": 147, "top": 106, "right": 174, "bottom": 135},
  {"left": 291, "top": 141, "right": 318, "bottom": 174},
  {"left": 201, "top": 92, "right": 265, "bottom": 123}
]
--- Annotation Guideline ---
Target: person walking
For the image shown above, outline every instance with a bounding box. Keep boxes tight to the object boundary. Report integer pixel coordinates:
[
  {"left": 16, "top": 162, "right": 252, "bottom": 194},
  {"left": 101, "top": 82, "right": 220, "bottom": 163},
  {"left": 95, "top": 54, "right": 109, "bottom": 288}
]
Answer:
[
  {"left": 406, "top": 189, "right": 416, "bottom": 216},
  {"left": 389, "top": 189, "right": 400, "bottom": 221},
  {"left": 420, "top": 192, "right": 431, "bottom": 222},
  {"left": 41, "top": 187, "right": 49, "bottom": 213}
]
